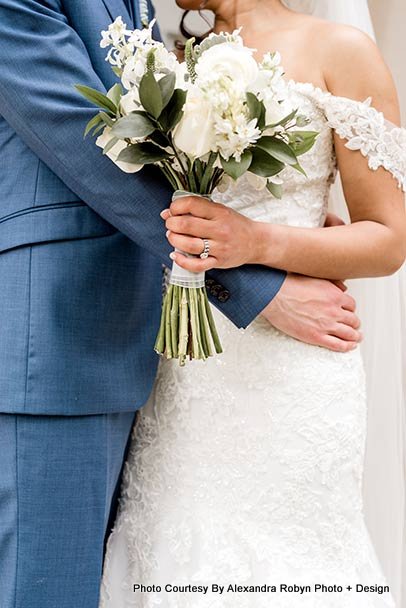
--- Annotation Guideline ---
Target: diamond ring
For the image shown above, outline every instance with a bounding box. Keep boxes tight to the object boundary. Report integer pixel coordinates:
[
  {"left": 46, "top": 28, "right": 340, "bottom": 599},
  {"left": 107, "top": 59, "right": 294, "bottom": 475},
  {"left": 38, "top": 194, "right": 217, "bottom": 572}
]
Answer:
[{"left": 200, "top": 239, "right": 210, "bottom": 260}]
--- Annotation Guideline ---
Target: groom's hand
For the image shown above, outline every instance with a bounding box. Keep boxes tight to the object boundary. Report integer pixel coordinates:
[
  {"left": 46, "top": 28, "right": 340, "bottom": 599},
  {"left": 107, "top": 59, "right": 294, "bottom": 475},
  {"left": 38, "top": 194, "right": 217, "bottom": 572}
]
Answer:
[{"left": 261, "top": 274, "right": 362, "bottom": 352}]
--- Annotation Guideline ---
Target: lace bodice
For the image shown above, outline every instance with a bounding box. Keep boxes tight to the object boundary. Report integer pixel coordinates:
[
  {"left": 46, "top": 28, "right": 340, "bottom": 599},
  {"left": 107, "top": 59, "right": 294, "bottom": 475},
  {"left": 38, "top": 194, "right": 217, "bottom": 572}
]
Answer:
[{"left": 214, "top": 81, "right": 406, "bottom": 228}]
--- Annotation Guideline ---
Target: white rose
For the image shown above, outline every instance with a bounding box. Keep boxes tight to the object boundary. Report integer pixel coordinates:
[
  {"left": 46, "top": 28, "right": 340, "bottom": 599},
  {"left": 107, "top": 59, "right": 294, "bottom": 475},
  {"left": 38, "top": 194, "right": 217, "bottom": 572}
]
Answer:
[
  {"left": 173, "top": 87, "right": 216, "bottom": 158},
  {"left": 264, "top": 98, "right": 288, "bottom": 126},
  {"left": 196, "top": 43, "right": 259, "bottom": 90},
  {"left": 96, "top": 127, "right": 143, "bottom": 173}
]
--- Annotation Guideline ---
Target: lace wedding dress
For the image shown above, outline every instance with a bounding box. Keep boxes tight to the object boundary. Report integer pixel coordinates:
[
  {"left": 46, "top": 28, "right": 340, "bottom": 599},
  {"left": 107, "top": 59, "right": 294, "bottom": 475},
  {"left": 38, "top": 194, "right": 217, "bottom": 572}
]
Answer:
[{"left": 100, "top": 82, "right": 406, "bottom": 608}]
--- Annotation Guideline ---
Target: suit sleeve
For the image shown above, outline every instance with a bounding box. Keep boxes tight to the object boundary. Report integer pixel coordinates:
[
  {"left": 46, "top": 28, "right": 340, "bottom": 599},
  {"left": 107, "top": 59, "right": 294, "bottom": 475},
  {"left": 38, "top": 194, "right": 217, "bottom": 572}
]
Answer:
[{"left": 0, "top": 0, "right": 286, "bottom": 328}]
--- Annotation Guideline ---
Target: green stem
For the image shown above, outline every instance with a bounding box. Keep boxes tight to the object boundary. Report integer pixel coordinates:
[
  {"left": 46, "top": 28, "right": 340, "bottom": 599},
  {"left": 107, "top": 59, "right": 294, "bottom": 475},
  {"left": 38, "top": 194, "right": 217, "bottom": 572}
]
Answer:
[
  {"left": 178, "top": 287, "right": 189, "bottom": 366},
  {"left": 164, "top": 285, "right": 173, "bottom": 359},
  {"left": 200, "top": 152, "right": 217, "bottom": 194},
  {"left": 154, "top": 292, "right": 167, "bottom": 354},
  {"left": 170, "top": 286, "right": 180, "bottom": 359},
  {"left": 203, "top": 290, "right": 223, "bottom": 354},
  {"left": 199, "top": 288, "right": 214, "bottom": 357}
]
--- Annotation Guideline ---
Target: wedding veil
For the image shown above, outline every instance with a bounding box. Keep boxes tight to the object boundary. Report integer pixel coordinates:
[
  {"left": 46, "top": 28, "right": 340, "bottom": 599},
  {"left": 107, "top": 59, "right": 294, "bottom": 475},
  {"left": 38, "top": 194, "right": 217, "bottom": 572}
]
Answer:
[{"left": 282, "top": 1, "right": 406, "bottom": 605}]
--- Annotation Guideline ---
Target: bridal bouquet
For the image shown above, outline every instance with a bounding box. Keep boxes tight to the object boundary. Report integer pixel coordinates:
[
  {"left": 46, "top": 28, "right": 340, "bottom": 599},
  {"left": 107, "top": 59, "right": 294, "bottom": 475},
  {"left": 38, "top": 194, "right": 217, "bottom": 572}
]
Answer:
[{"left": 76, "top": 18, "right": 317, "bottom": 365}]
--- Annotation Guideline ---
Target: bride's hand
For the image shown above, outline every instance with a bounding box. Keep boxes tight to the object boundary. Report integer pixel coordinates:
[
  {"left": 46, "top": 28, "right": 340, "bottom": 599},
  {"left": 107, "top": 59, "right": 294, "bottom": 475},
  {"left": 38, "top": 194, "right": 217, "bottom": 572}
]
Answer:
[{"left": 161, "top": 195, "right": 258, "bottom": 271}]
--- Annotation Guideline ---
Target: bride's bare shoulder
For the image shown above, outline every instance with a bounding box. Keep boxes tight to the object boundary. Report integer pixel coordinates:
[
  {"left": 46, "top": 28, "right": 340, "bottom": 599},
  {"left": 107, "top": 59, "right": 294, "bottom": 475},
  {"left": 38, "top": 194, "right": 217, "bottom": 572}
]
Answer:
[{"left": 296, "top": 18, "right": 397, "bottom": 117}]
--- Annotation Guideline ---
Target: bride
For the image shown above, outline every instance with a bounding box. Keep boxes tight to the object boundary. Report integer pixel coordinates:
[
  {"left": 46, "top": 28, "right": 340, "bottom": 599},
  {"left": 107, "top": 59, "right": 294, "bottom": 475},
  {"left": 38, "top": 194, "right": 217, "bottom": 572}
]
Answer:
[{"left": 100, "top": 1, "right": 406, "bottom": 606}]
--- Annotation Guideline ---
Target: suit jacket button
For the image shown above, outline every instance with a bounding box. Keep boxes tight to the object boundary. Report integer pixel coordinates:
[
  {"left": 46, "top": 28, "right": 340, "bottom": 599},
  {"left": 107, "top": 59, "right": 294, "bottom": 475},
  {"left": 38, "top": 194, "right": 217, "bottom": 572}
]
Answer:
[
  {"left": 205, "top": 278, "right": 216, "bottom": 289},
  {"left": 210, "top": 284, "right": 222, "bottom": 297},
  {"left": 218, "top": 290, "right": 230, "bottom": 303}
]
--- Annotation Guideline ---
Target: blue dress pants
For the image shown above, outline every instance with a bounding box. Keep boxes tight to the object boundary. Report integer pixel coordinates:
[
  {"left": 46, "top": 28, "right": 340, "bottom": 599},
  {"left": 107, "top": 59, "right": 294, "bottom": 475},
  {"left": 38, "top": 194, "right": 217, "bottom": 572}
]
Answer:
[{"left": 0, "top": 411, "right": 136, "bottom": 608}]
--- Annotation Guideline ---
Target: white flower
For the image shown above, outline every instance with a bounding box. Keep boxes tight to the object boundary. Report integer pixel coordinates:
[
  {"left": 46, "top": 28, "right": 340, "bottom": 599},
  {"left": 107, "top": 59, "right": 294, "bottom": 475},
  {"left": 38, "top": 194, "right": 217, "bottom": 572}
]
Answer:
[
  {"left": 96, "top": 127, "right": 143, "bottom": 173},
  {"left": 100, "top": 19, "right": 179, "bottom": 89},
  {"left": 196, "top": 42, "right": 259, "bottom": 91},
  {"left": 173, "top": 86, "right": 216, "bottom": 158},
  {"left": 120, "top": 88, "right": 140, "bottom": 114},
  {"left": 100, "top": 17, "right": 131, "bottom": 49},
  {"left": 175, "top": 62, "right": 189, "bottom": 91},
  {"left": 263, "top": 99, "right": 287, "bottom": 126}
]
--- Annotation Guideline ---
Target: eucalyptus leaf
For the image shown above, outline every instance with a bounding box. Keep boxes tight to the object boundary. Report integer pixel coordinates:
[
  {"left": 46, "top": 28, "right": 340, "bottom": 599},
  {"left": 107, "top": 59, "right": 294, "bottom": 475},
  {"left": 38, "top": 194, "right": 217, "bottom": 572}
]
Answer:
[
  {"left": 266, "top": 181, "right": 283, "bottom": 199},
  {"left": 84, "top": 113, "right": 103, "bottom": 138},
  {"left": 91, "top": 122, "right": 107, "bottom": 137},
  {"left": 102, "top": 137, "right": 119, "bottom": 155},
  {"left": 139, "top": 72, "right": 163, "bottom": 119},
  {"left": 100, "top": 112, "right": 114, "bottom": 128},
  {"left": 159, "top": 89, "right": 186, "bottom": 131},
  {"left": 75, "top": 85, "right": 117, "bottom": 115},
  {"left": 149, "top": 130, "right": 169, "bottom": 148},
  {"left": 111, "top": 113, "right": 155, "bottom": 139},
  {"left": 249, "top": 148, "right": 285, "bottom": 178},
  {"left": 292, "top": 162, "right": 307, "bottom": 177},
  {"left": 117, "top": 142, "right": 171, "bottom": 165},
  {"left": 289, "top": 131, "right": 318, "bottom": 156},
  {"left": 246, "top": 92, "right": 262, "bottom": 121},
  {"left": 107, "top": 83, "right": 123, "bottom": 108},
  {"left": 256, "top": 136, "right": 297, "bottom": 165},
  {"left": 221, "top": 150, "right": 253, "bottom": 180},
  {"left": 158, "top": 72, "right": 176, "bottom": 109}
]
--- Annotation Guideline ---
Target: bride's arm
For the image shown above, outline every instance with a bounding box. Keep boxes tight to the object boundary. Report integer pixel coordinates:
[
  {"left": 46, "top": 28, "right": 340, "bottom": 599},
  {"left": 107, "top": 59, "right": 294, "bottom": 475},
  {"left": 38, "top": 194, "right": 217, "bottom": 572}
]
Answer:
[
  {"left": 165, "top": 28, "right": 406, "bottom": 280},
  {"left": 255, "top": 27, "right": 406, "bottom": 280}
]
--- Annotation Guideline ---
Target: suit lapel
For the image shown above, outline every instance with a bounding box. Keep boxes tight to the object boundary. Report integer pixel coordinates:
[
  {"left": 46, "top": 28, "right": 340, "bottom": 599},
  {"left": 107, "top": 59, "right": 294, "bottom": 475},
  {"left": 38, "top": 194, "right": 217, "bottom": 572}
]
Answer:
[{"left": 100, "top": 0, "right": 132, "bottom": 26}]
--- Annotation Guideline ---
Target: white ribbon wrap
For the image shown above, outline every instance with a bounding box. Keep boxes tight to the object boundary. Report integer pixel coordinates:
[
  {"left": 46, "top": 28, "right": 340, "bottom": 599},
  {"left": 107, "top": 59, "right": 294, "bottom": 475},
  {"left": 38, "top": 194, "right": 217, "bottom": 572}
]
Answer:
[{"left": 169, "top": 190, "right": 210, "bottom": 289}]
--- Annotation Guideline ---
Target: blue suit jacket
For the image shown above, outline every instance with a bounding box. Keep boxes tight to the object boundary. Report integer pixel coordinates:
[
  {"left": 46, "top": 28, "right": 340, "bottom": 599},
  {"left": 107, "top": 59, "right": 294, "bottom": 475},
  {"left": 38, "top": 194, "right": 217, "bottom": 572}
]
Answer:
[{"left": 0, "top": 0, "right": 286, "bottom": 415}]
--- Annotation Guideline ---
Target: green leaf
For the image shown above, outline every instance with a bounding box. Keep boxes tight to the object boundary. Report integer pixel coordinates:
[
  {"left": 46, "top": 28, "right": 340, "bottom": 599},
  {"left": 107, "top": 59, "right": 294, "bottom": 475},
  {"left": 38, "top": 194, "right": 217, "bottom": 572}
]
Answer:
[
  {"left": 289, "top": 131, "right": 318, "bottom": 156},
  {"left": 92, "top": 122, "right": 107, "bottom": 137},
  {"left": 221, "top": 150, "right": 253, "bottom": 180},
  {"left": 266, "top": 181, "right": 283, "bottom": 199},
  {"left": 249, "top": 148, "right": 285, "bottom": 178},
  {"left": 256, "top": 136, "right": 297, "bottom": 165},
  {"left": 117, "top": 142, "right": 171, "bottom": 165},
  {"left": 149, "top": 130, "right": 169, "bottom": 148},
  {"left": 159, "top": 89, "right": 187, "bottom": 131},
  {"left": 102, "top": 137, "right": 119, "bottom": 155},
  {"left": 246, "top": 92, "right": 262, "bottom": 121},
  {"left": 107, "top": 83, "right": 123, "bottom": 108},
  {"left": 158, "top": 72, "right": 176, "bottom": 109},
  {"left": 292, "top": 162, "right": 307, "bottom": 177},
  {"left": 194, "top": 158, "right": 204, "bottom": 182},
  {"left": 84, "top": 113, "right": 103, "bottom": 138},
  {"left": 75, "top": 84, "right": 117, "bottom": 114},
  {"left": 266, "top": 108, "right": 298, "bottom": 129},
  {"left": 99, "top": 112, "right": 114, "bottom": 128},
  {"left": 111, "top": 113, "right": 155, "bottom": 139},
  {"left": 139, "top": 72, "right": 163, "bottom": 119}
]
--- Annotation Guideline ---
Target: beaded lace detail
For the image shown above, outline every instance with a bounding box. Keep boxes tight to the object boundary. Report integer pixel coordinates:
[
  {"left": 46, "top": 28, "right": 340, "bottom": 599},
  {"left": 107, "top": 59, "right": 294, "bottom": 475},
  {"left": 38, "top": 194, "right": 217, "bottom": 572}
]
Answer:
[{"left": 99, "top": 83, "right": 398, "bottom": 608}]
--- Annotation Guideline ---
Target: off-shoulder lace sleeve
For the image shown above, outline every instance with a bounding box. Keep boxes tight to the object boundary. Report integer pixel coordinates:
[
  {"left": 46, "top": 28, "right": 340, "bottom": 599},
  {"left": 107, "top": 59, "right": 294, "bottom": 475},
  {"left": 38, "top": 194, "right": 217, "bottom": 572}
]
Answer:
[{"left": 295, "top": 82, "right": 406, "bottom": 192}]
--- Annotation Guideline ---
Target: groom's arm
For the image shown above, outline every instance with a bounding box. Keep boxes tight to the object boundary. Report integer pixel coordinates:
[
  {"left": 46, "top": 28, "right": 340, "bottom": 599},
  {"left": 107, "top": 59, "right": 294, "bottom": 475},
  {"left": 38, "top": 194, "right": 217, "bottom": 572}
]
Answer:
[{"left": 0, "top": 0, "right": 285, "bottom": 329}]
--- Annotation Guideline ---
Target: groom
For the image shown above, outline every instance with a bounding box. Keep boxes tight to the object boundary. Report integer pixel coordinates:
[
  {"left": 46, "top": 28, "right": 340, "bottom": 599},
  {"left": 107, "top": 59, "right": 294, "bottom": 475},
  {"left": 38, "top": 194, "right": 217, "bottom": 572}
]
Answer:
[{"left": 0, "top": 0, "right": 361, "bottom": 607}]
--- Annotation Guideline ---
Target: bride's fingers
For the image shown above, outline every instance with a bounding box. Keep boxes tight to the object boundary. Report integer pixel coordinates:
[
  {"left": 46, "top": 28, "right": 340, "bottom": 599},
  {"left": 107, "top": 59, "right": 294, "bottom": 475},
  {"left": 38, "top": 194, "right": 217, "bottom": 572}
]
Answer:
[
  {"left": 166, "top": 231, "right": 211, "bottom": 257},
  {"left": 169, "top": 251, "right": 217, "bottom": 272},
  {"left": 165, "top": 215, "right": 213, "bottom": 238},
  {"left": 170, "top": 195, "right": 217, "bottom": 219}
]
